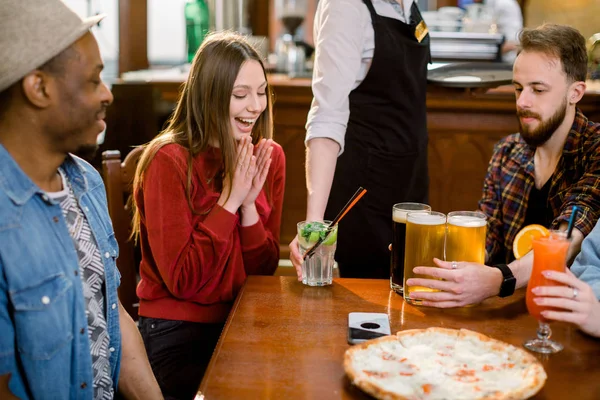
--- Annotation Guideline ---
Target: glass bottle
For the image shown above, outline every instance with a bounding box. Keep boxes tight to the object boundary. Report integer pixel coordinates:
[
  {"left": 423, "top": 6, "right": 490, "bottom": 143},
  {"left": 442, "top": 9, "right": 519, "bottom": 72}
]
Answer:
[{"left": 185, "top": 0, "right": 210, "bottom": 63}]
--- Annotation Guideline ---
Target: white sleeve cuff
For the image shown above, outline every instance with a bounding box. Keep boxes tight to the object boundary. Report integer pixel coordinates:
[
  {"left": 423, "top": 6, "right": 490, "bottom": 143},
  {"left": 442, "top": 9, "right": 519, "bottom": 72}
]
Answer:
[{"left": 305, "top": 121, "right": 346, "bottom": 156}]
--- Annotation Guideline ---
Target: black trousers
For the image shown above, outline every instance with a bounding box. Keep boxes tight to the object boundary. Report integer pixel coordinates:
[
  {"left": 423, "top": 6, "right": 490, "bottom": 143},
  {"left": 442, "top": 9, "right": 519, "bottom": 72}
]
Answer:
[{"left": 138, "top": 317, "right": 224, "bottom": 400}]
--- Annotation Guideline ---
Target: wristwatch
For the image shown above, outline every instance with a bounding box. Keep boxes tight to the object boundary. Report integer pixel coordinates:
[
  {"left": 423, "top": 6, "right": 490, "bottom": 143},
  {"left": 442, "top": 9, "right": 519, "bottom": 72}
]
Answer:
[{"left": 491, "top": 264, "right": 516, "bottom": 298}]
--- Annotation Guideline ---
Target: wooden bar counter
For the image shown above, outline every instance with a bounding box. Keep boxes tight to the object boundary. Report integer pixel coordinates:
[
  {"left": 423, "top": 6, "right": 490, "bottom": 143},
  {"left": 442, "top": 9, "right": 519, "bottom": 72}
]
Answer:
[
  {"left": 198, "top": 276, "right": 600, "bottom": 399},
  {"left": 100, "top": 75, "right": 600, "bottom": 258}
]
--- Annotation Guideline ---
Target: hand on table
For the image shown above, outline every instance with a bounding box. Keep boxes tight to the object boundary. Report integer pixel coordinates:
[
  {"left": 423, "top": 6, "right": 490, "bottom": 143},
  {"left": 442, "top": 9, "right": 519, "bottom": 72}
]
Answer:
[
  {"left": 531, "top": 269, "right": 600, "bottom": 338},
  {"left": 405, "top": 258, "right": 503, "bottom": 308}
]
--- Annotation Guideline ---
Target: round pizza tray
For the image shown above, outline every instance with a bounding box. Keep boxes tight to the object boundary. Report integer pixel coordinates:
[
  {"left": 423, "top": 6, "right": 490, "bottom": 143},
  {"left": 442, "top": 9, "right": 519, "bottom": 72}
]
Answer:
[{"left": 427, "top": 62, "right": 513, "bottom": 88}]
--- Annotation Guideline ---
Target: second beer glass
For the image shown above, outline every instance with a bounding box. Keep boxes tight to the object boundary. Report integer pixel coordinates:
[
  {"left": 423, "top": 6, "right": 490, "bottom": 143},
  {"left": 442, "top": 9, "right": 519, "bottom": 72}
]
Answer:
[
  {"left": 390, "top": 203, "right": 431, "bottom": 295},
  {"left": 403, "top": 211, "right": 446, "bottom": 305},
  {"left": 445, "top": 211, "right": 487, "bottom": 264}
]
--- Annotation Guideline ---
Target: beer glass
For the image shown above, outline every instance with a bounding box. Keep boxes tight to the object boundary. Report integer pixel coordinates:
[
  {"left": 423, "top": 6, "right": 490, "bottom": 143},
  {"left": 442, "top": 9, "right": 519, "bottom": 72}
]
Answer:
[
  {"left": 403, "top": 211, "right": 446, "bottom": 305},
  {"left": 524, "top": 231, "right": 569, "bottom": 354},
  {"left": 390, "top": 203, "right": 431, "bottom": 295},
  {"left": 445, "top": 211, "right": 487, "bottom": 264}
]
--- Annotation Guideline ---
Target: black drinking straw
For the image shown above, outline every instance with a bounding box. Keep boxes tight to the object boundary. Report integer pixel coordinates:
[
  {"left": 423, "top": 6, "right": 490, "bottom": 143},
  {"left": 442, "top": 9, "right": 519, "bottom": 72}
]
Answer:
[
  {"left": 302, "top": 187, "right": 367, "bottom": 260},
  {"left": 566, "top": 206, "right": 580, "bottom": 239}
]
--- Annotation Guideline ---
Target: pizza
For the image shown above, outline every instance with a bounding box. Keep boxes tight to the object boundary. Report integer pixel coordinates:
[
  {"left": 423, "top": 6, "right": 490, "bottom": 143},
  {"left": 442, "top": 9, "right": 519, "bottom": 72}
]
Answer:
[{"left": 344, "top": 327, "right": 546, "bottom": 400}]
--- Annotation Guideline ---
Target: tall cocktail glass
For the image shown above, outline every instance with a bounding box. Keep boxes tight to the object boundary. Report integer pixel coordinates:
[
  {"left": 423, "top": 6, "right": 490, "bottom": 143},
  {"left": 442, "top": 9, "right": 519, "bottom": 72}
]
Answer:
[{"left": 524, "top": 230, "right": 570, "bottom": 354}]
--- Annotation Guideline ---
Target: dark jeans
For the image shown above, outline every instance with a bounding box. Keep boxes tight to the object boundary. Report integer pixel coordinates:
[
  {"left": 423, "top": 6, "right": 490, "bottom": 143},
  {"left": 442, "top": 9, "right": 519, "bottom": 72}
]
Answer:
[{"left": 139, "top": 317, "right": 224, "bottom": 400}]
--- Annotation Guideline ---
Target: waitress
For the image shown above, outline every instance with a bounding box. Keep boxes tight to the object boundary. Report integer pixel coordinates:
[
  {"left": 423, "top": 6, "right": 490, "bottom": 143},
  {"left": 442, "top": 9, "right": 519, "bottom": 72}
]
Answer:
[{"left": 290, "top": 0, "right": 431, "bottom": 279}]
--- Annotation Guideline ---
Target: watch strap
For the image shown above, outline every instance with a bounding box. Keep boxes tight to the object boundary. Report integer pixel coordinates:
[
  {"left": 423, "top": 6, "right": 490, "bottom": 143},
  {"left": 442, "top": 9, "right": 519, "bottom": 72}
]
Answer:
[{"left": 491, "top": 263, "right": 516, "bottom": 297}]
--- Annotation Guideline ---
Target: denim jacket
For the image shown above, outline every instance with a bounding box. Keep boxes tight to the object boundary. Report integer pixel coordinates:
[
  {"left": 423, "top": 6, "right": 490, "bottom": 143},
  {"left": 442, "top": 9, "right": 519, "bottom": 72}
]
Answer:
[
  {"left": 0, "top": 144, "right": 121, "bottom": 399},
  {"left": 571, "top": 219, "right": 600, "bottom": 300}
]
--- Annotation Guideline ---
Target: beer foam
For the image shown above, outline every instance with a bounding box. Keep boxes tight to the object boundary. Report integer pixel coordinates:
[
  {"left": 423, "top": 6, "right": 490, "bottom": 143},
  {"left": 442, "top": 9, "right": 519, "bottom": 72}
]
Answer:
[
  {"left": 407, "top": 212, "right": 446, "bottom": 225},
  {"left": 393, "top": 209, "right": 408, "bottom": 223},
  {"left": 448, "top": 215, "right": 486, "bottom": 227}
]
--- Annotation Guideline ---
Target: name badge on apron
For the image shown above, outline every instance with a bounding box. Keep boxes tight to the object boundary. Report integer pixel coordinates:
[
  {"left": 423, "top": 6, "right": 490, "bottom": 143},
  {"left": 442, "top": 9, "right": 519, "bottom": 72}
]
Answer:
[{"left": 415, "top": 20, "right": 428, "bottom": 43}]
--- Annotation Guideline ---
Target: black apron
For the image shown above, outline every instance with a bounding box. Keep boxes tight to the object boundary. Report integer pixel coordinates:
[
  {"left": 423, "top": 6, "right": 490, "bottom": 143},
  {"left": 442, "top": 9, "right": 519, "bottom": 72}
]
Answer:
[{"left": 324, "top": 0, "right": 431, "bottom": 279}]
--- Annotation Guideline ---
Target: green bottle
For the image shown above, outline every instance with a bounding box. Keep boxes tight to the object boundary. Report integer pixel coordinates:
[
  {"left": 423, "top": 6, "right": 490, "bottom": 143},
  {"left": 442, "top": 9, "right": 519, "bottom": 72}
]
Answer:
[{"left": 185, "top": 0, "right": 209, "bottom": 63}]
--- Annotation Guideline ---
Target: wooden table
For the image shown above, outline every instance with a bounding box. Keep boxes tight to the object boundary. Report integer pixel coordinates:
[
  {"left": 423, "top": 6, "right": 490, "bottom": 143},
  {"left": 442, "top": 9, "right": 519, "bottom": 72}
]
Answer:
[{"left": 199, "top": 276, "right": 600, "bottom": 399}]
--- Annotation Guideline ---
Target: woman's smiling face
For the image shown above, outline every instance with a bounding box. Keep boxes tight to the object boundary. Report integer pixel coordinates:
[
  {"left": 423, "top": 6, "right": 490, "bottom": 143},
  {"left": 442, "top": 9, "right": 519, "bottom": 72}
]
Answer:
[{"left": 229, "top": 60, "right": 267, "bottom": 140}]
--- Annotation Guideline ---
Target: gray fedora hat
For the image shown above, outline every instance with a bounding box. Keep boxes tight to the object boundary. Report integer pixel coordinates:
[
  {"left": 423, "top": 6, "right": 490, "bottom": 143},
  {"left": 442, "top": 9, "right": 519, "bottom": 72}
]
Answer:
[{"left": 0, "top": 0, "right": 105, "bottom": 92}]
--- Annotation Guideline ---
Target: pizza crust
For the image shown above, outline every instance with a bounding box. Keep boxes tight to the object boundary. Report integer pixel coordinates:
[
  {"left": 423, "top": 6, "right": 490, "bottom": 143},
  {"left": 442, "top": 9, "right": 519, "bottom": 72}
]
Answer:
[{"left": 344, "top": 327, "right": 547, "bottom": 400}]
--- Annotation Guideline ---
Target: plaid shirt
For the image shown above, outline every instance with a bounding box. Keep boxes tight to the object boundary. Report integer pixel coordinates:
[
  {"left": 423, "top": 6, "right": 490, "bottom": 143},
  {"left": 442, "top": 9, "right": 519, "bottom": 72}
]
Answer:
[{"left": 479, "top": 109, "right": 600, "bottom": 264}]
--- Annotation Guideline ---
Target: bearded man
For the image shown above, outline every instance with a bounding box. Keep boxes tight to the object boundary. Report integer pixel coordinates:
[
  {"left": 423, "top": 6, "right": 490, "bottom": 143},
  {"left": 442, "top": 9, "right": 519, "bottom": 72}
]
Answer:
[
  {"left": 402, "top": 24, "right": 600, "bottom": 308},
  {"left": 480, "top": 23, "right": 600, "bottom": 267}
]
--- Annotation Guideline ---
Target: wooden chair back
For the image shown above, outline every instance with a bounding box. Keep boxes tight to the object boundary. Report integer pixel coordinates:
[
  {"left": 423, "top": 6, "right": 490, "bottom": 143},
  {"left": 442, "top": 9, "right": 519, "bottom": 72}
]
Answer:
[{"left": 102, "top": 147, "right": 144, "bottom": 320}]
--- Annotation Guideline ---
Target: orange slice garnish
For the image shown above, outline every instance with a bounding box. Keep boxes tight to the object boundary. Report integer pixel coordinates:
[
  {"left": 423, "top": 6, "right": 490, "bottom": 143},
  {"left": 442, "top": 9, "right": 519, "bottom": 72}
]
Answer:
[{"left": 513, "top": 224, "right": 550, "bottom": 259}]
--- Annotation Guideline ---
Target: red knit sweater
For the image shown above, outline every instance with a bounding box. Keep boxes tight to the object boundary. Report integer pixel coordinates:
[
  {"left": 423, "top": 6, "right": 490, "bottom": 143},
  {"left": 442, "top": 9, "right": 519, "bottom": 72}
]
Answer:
[{"left": 135, "top": 142, "right": 286, "bottom": 323}]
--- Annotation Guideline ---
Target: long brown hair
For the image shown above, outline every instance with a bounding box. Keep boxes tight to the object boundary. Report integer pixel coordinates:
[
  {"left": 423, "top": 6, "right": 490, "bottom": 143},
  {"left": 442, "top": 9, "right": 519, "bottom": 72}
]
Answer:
[{"left": 130, "top": 31, "right": 274, "bottom": 241}]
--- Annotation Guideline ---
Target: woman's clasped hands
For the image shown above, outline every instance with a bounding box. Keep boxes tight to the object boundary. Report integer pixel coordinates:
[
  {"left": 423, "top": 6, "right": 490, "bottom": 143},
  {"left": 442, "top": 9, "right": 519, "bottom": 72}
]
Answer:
[{"left": 219, "top": 136, "right": 273, "bottom": 215}]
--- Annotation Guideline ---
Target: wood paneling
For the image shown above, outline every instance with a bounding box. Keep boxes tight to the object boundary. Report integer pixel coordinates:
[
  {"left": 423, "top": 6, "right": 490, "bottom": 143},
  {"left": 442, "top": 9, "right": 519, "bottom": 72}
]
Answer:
[
  {"left": 435, "top": 0, "right": 458, "bottom": 8},
  {"left": 524, "top": 0, "right": 599, "bottom": 40},
  {"left": 118, "top": 0, "right": 149, "bottom": 75},
  {"left": 250, "top": 0, "right": 270, "bottom": 36},
  {"left": 426, "top": 89, "right": 520, "bottom": 213}
]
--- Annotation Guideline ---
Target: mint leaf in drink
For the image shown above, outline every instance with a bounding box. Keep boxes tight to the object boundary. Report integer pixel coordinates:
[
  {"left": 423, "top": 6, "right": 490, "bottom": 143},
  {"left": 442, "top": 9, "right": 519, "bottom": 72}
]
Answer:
[{"left": 300, "top": 221, "right": 327, "bottom": 243}]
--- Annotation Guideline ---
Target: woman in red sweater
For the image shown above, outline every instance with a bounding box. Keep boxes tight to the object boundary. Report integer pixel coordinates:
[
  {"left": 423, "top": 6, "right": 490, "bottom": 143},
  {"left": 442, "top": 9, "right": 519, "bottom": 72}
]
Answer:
[{"left": 130, "top": 32, "right": 286, "bottom": 400}]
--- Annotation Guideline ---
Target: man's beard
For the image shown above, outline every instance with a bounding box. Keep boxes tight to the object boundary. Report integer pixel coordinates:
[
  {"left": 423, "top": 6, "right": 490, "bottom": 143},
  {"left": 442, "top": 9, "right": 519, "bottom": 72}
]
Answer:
[
  {"left": 517, "top": 100, "right": 567, "bottom": 147},
  {"left": 73, "top": 143, "right": 99, "bottom": 161}
]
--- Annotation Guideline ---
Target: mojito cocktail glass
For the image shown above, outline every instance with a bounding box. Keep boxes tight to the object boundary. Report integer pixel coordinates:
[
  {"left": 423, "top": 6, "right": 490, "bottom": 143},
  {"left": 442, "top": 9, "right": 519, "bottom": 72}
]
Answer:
[{"left": 297, "top": 220, "right": 337, "bottom": 286}]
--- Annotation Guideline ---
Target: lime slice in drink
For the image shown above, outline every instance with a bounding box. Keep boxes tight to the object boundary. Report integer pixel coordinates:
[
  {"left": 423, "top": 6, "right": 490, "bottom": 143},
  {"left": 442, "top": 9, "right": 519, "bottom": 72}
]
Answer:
[
  {"left": 322, "top": 227, "right": 337, "bottom": 245},
  {"left": 308, "top": 231, "right": 320, "bottom": 243}
]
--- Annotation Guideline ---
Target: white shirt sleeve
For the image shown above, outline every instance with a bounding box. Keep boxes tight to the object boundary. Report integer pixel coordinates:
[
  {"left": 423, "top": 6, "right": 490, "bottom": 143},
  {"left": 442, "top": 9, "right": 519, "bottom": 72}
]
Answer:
[
  {"left": 493, "top": 0, "right": 523, "bottom": 42},
  {"left": 305, "top": 0, "right": 369, "bottom": 155},
  {"left": 305, "top": 0, "right": 413, "bottom": 155}
]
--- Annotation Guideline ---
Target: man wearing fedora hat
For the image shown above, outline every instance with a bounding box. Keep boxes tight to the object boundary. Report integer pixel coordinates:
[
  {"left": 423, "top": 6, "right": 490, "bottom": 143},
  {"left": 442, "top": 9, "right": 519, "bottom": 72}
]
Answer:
[{"left": 0, "top": 1, "right": 162, "bottom": 399}]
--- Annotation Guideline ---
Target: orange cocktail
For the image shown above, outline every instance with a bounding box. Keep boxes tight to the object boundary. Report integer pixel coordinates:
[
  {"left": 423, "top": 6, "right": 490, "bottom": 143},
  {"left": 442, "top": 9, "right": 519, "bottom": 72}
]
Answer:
[
  {"left": 524, "top": 230, "right": 570, "bottom": 354},
  {"left": 526, "top": 233, "right": 570, "bottom": 321}
]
